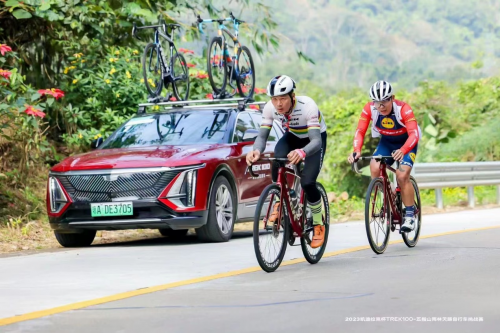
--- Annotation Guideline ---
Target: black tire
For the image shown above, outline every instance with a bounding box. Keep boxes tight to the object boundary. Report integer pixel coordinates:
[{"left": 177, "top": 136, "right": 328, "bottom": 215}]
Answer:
[
  {"left": 171, "top": 52, "right": 190, "bottom": 101},
  {"left": 159, "top": 228, "right": 189, "bottom": 239},
  {"left": 236, "top": 45, "right": 255, "bottom": 98},
  {"left": 365, "top": 178, "right": 391, "bottom": 254},
  {"left": 142, "top": 43, "right": 164, "bottom": 97},
  {"left": 402, "top": 176, "right": 422, "bottom": 247},
  {"left": 253, "top": 184, "right": 289, "bottom": 272},
  {"left": 196, "top": 176, "right": 235, "bottom": 242},
  {"left": 301, "top": 183, "right": 330, "bottom": 264},
  {"left": 54, "top": 231, "right": 96, "bottom": 248},
  {"left": 207, "top": 37, "right": 227, "bottom": 94}
]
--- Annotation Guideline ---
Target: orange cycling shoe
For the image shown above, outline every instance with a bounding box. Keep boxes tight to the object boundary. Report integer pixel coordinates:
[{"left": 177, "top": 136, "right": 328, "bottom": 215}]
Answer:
[{"left": 310, "top": 225, "right": 325, "bottom": 248}]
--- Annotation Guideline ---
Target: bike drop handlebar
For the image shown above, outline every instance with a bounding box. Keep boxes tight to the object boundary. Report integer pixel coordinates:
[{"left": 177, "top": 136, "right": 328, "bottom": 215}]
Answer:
[
  {"left": 351, "top": 154, "right": 400, "bottom": 174},
  {"left": 246, "top": 158, "right": 300, "bottom": 178},
  {"left": 196, "top": 13, "right": 244, "bottom": 34}
]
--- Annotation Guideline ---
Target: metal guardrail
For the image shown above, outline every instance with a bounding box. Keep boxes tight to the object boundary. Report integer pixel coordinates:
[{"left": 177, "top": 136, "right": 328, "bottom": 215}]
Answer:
[{"left": 412, "top": 162, "right": 500, "bottom": 209}]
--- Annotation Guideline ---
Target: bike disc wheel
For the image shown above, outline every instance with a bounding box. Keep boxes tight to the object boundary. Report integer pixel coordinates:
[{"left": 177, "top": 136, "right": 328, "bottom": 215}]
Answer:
[
  {"left": 365, "top": 178, "right": 391, "bottom": 254},
  {"left": 236, "top": 45, "right": 255, "bottom": 98},
  {"left": 402, "top": 176, "right": 422, "bottom": 247},
  {"left": 207, "top": 37, "right": 227, "bottom": 94},
  {"left": 253, "top": 184, "right": 289, "bottom": 273},
  {"left": 172, "top": 52, "right": 190, "bottom": 101},
  {"left": 300, "top": 183, "right": 330, "bottom": 264},
  {"left": 142, "top": 43, "right": 163, "bottom": 97}
]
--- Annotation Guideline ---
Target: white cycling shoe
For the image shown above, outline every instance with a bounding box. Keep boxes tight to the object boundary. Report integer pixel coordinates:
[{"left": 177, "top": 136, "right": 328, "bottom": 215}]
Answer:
[{"left": 401, "top": 216, "right": 415, "bottom": 232}]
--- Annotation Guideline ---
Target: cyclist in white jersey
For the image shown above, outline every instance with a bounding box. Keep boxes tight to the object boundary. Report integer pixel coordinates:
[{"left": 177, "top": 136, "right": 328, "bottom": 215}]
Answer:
[{"left": 246, "top": 75, "right": 328, "bottom": 248}]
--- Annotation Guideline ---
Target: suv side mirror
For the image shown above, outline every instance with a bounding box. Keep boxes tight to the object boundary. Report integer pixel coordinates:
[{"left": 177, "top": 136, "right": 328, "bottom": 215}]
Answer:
[
  {"left": 91, "top": 137, "right": 103, "bottom": 150},
  {"left": 242, "top": 129, "right": 259, "bottom": 142}
]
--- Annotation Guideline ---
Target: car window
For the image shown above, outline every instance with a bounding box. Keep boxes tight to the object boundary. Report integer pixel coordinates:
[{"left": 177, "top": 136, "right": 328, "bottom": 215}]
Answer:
[
  {"left": 233, "top": 112, "right": 256, "bottom": 143},
  {"left": 100, "top": 110, "right": 230, "bottom": 149},
  {"left": 250, "top": 112, "right": 277, "bottom": 142}
]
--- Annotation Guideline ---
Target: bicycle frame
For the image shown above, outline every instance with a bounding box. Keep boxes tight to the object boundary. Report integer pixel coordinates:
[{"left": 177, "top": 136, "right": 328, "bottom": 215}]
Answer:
[
  {"left": 152, "top": 27, "right": 176, "bottom": 81},
  {"left": 256, "top": 162, "right": 308, "bottom": 238},
  {"left": 376, "top": 161, "right": 403, "bottom": 225}
]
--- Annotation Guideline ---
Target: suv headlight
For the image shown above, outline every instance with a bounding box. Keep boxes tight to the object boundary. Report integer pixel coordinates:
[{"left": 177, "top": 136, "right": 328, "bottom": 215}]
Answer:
[
  {"left": 49, "top": 177, "right": 69, "bottom": 213},
  {"left": 166, "top": 169, "right": 197, "bottom": 208}
]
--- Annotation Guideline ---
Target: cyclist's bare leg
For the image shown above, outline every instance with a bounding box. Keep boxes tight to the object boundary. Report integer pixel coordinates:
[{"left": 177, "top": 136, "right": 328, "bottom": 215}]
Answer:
[
  {"left": 396, "top": 165, "right": 415, "bottom": 207},
  {"left": 370, "top": 159, "right": 381, "bottom": 178}
]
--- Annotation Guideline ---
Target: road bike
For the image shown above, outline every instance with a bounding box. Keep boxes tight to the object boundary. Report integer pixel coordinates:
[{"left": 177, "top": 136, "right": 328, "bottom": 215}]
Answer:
[
  {"left": 197, "top": 12, "right": 255, "bottom": 99},
  {"left": 249, "top": 158, "right": 330, "bottom": 272},
  {"left": 352, "top": 155, "right": 422, "bottom": 254},
  {"left": 132, "top": 20, "right": 190, "bottom": 102}
]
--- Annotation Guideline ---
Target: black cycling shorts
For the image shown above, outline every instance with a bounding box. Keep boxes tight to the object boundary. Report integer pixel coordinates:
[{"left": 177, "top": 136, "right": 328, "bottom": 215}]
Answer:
[{"left": 272, "top": 131, "right": 327, "bottom": 203}]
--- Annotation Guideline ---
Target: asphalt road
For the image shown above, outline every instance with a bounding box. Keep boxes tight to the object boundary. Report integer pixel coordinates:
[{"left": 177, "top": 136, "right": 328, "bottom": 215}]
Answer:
[{"left": 1, "top": 208, "right": 500, "bottom": 332}]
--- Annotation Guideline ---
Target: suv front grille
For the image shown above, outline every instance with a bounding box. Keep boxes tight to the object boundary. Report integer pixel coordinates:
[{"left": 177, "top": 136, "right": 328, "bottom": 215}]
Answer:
[{"left": 56, "top": 170, "right": 180, "bottom": 202}]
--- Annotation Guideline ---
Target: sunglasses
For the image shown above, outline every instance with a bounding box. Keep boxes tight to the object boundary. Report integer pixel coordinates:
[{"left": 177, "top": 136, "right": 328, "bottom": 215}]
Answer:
[{"left": 374, "top": 97, "right": 392, "bottom": 107}]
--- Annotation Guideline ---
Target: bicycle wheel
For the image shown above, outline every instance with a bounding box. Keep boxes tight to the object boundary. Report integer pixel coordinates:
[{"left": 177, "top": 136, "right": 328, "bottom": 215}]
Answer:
[
  {"left": 236, "top": 45, "right": 255, "bottom": 98},
  {"left": 402, "top": 176, "right": 422, "bottom": 247},
  {"left": 365, "top": 178, "right": 391, "bottom": 254},
  {"left": 142, "top": 43, "right": 163, "bottom": 97},
  {"left": 301, "top": 183, "right": 330, "bottom": 264},
  {"left": 253, "top": 184, "right": 289, "bottom": 273},
  {"left": 207, "top": 37, "right": 227, "bottom": 94},
  {"left": 172, "top": 52, "right": 190, "bottom": 101}
]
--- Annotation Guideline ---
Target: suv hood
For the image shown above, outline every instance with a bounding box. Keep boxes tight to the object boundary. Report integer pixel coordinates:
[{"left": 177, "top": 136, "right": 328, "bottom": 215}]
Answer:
[{"left": 51, "top": 145, "right": 223, "bottom": 172}]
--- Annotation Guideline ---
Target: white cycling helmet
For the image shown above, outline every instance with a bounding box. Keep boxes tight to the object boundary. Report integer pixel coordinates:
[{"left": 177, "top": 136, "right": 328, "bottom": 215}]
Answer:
[
  {"left": 266, "top": 75, "right": 296, "bottom": 97},
  {"left": 369, "top": 80, "right": 393, "bottom": 101}
]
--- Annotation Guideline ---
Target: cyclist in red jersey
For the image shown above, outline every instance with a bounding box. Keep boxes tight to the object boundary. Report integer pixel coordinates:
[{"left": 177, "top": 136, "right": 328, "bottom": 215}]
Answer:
[{"left": 348, "top": 80, "right": 421, "bottom": 232}]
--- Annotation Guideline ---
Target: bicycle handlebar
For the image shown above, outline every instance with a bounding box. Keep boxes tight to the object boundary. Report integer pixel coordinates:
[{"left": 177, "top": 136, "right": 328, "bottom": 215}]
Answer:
[
  {"left": 196, "top": 13, "right": 244, "bottom": 34},
  {"left": 246, "top": 158, "right": 301, "bottom": 178},
  {"left": 351, "top": 154, "right": 400, "bottom": 174},
  {"left": 132, "top": 22, "right": 181, "bottom": 40}
]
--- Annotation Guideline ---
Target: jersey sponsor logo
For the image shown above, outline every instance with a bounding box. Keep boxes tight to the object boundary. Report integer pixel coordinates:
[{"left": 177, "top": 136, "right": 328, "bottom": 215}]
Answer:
[
  {"left": 381, "top": 117, "right": 395, "bottom": 129},
  {"left": 405, "top": 109, "right": 413, "bottom": 115},
  {"left": 410, "top": 153, "right": 416, "bottom": 162},
  {"left": 406, "top": 117, "right": 416, "bottom": 122}
]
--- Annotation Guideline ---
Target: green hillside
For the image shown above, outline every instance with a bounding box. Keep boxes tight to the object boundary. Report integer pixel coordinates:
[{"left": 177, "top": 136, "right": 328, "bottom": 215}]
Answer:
[{"left": 254, "top": 0, "right": 500, "bottom": 92}]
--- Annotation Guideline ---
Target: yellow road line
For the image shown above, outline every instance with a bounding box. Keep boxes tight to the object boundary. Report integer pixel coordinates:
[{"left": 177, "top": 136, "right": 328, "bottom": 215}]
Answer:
[{"left": 1, "top": 225, "right": 499, "bottom": 326}]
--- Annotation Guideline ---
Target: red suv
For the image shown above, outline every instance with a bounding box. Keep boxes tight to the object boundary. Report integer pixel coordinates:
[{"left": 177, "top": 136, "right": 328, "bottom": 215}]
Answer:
[{"left": 46, "top": 100, "right": 284, "bottom": 247}]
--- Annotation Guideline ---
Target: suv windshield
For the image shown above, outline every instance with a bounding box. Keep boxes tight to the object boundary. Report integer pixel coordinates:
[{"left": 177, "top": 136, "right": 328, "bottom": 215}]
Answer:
[{"left": 101, "top": 110, "right": 230, "bottom": 149}]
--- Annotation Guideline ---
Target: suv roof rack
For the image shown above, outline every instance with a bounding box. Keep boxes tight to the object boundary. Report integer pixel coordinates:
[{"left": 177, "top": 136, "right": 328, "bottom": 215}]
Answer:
[{"left": 137, "top": 97, "right": 266, "bottom": 114}]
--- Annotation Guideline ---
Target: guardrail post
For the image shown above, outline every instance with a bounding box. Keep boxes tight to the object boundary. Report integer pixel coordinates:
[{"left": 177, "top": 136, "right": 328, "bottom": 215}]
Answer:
[
  {"left": 435, "top": 188, "right": 443, "bottom": 209},
  {"left": 467, "top": 186, "right": 475, "bottom": 208},
  {"left": 497, "top": 186, "right": 500, "bottom": 205}
]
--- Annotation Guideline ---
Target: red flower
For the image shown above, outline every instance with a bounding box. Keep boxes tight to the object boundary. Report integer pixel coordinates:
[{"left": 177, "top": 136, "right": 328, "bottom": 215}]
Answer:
[
  {"left": 23, "top": 105, "right": 46, "bottom": 118},
  {"left": 196, "top": 72, "right": 208, "bottom": 79},
  {"left": 0, "top": 69, "right": 12, "bottom": 79},
  {"left": 170, "top": 96, "right": 177, "bottom": 101},
  {"left": 187, "top": 63, "right": 196, "bottom": 68},
  {"left": 38, "top": 88, "right": 65, "bottom": 100},
  {"left": 249, "top": 104, "right": 259, "bottom": 110},
  {"left": 240, "top": 86, "right": 249, "bottom": 93},
  {"left": 0, "top": 44, "right": 12, "bottom": 56},
  {"left": 254, "top": 88, "right": 267, "bottom": 95},
  {"left": 179, "top": 48, "right": 194, "bottom": 54},
  {"left": 205, "top": 93, "right": 213, "bottom": 99}
]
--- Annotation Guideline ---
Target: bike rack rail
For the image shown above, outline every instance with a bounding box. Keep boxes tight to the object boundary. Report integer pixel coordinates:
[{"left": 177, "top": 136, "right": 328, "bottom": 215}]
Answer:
[{"left": 137, "top": 97, "right": 266, "bottom": 114}]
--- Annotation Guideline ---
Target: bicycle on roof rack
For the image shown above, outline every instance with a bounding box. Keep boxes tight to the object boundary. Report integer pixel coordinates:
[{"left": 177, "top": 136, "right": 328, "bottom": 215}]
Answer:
[
  {"left": 132, "top": 18, "right": 190, "bottom": 103},
  {"left": 196, "top": 12, "right": 256, "bottom": 100}
]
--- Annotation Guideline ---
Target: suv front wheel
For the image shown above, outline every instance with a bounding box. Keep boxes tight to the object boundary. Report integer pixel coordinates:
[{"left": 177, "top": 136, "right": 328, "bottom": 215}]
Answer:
[
  {"left": 54, "top": 230, "right": 96, "bottom": 247},
  {"left": 196, "top": 176, "right": 235, "bottom": 242}
]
